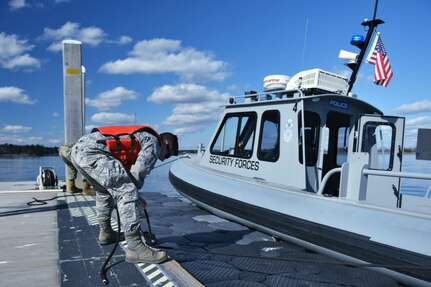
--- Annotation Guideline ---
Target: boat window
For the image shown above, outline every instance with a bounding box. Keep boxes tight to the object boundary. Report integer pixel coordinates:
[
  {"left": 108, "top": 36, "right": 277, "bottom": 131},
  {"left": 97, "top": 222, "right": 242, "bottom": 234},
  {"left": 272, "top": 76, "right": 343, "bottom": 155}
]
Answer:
[
  {"left": 298, "top": 111, "right": 320, "bottom": 166},
  {"left": 257, "top": 110, "right": 280, "bottom": 162},
  {"left": 210, "top": 112, "right": 256, "bottom": 158},
  {"left": 336, "top": 127, "right": 350, "bottom": 166},
  {"left": 361, "top": 122, "right": 395, "bottom": 170}
]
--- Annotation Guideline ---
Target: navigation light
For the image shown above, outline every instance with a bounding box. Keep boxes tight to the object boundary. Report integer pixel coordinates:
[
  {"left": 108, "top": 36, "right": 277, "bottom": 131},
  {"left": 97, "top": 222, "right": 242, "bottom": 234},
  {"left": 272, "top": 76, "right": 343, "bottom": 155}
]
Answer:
[{"left": 350, "top": 35, "right": 365, "bottom": 49}]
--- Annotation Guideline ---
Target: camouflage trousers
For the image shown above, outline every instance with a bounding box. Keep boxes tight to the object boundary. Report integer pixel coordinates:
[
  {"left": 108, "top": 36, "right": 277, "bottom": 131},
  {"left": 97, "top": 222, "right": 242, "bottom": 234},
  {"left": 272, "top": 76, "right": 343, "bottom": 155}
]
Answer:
[
  {"left": 58, "top": 143, "right": 77, "bottom": 180},
  {"left": 70, "top": 132, "right": 143, "bottom": 233}
]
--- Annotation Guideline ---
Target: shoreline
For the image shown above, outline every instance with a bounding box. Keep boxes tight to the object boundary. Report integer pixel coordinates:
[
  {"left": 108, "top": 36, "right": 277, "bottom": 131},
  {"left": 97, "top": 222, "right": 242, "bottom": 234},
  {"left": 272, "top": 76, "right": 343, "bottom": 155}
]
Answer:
[{"left": 0, "top": 154, "right": 59, "bottom": 157}]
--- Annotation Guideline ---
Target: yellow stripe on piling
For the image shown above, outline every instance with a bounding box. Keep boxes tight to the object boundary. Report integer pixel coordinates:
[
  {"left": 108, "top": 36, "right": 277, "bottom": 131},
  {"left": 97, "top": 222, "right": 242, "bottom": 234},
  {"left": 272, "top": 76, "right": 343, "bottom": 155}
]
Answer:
[{"left": 66, "top": 68, "right": 80, "bottom": 75}]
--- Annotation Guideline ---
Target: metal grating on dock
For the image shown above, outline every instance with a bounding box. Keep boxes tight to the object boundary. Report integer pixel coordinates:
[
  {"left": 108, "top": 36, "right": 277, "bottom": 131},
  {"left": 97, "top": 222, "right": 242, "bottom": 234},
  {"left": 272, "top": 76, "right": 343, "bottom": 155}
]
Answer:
[
  {"left": 0, "top": 188, "right": 404, "bottom": 287},
  {"left": 58, "top": 193, "right": 188, "bottom": 287}
]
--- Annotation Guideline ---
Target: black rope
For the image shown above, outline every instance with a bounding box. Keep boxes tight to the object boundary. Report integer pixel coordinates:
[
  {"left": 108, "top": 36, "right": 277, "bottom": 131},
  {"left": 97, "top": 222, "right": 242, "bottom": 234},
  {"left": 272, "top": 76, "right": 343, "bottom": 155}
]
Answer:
[
  {"left": 27, "top": 190, "right": 121, "bottom": 284},
  {"left": 27, "top": 195, "right": 61, "bottom": 206},
  {"left": 152, "top": 154, "right": 190, "bottom": 169},
  {"left": 27, "top": 190, "right": 83, "bottom": 206},
  {"left": 100, "top": 205, "right": 121, "bottom": 285}
]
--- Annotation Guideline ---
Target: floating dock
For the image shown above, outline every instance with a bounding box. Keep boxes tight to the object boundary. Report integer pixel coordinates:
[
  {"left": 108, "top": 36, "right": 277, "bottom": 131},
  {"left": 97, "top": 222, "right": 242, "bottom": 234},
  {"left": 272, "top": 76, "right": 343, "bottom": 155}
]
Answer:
[{"left": 0, "top": 185, "right": 405, "bottom": 286}]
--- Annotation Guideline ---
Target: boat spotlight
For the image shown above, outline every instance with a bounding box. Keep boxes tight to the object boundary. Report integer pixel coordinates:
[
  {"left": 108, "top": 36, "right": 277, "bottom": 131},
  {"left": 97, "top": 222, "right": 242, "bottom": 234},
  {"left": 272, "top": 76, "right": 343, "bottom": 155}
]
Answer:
[
  {"left": 338, "top": 35, "right": 365, "bottom": 71},
  {"left": 338, "top": 49, "right": 359, "bottom": 70},
  {"left": 245, "top": 90, "right": 258, "bottom": 102}
]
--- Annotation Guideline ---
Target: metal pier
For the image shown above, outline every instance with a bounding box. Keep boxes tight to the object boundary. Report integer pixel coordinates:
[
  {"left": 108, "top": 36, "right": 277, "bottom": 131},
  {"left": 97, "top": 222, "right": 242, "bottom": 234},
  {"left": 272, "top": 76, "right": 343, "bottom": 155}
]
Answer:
[{"left": 0, "top": 187, "right": 404, "bottom": 287}]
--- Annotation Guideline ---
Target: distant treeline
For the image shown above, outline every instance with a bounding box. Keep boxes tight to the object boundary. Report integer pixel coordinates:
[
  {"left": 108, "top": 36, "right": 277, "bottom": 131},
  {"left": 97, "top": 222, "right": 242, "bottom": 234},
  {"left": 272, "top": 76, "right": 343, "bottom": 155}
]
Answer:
[
  {"left": 0, "top": 144, "right": 415, "bottom": 157},
  {"left": 0, "top": 144, "right": 197, "bottom": 157},
  {"left": 0, "top": 144, "right": 59, "bottom": 156}
]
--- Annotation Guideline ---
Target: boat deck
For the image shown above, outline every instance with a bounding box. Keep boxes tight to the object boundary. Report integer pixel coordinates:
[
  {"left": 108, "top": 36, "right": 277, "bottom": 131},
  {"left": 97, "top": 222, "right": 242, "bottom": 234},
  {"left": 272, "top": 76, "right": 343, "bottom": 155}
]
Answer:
[{"left": 0, "top": 185, "right": 404, "bottom": 286}]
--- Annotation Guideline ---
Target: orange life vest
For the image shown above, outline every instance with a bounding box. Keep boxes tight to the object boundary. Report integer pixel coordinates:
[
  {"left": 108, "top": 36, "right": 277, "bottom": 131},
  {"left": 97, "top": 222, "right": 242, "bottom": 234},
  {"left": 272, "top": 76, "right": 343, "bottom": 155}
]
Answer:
[{"left": 92, "top": 125, "right": 161, "bottom": 171}]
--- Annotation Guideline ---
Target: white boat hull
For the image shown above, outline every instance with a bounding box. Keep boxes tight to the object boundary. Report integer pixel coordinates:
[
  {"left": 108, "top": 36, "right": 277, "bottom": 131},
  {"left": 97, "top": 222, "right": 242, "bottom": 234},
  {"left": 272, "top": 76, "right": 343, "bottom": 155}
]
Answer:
[{"left": 170, "top": 156, "right": 431, "bottom": 286}]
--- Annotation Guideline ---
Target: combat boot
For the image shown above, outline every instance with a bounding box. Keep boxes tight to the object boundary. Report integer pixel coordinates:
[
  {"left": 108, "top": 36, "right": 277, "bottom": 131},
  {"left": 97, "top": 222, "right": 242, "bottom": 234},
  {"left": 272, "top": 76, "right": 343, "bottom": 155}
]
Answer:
[
  {"left": 98, "top": 217, "right": 125, "bottom": 245},
  {"left": 125, "top": 230, "right": 167, "bottom": 264},
  {"left": 66, "top": 180, "right": 82, "bottom": 193},
  {"left": 82, "top": 180, "right": 96, "bottom": 196}
]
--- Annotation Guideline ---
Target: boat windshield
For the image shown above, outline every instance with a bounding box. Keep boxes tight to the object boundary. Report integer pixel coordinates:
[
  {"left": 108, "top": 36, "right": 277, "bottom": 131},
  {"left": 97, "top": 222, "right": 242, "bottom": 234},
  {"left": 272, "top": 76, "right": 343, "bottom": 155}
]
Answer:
[{"left": 210, "top": 112, "right": 257, "bottom": 158}]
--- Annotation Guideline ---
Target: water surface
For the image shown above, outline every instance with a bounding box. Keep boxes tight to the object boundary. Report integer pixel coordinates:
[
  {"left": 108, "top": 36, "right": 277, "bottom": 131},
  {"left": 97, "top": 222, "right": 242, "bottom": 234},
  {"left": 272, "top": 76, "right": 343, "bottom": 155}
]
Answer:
[{"left": 0, "top": 154, "right": 430, "bottom": 197}]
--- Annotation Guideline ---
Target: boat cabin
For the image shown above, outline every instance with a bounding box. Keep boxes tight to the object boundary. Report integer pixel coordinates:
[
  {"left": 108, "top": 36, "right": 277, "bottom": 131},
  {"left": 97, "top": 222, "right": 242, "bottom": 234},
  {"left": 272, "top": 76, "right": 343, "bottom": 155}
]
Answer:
[{"left": 199, "top": 69, "right": 406, "bottom": 209}]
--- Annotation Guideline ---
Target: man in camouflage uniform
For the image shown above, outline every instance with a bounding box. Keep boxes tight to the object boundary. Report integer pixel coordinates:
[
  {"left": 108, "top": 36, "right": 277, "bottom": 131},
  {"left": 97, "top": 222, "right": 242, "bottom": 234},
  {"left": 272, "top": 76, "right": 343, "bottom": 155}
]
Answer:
[
  {"left": 70, "top": 126, "right": 178, "bottom": 264},
  {"left": 59, "top": 143, "right": 96, "bottom": 195}
]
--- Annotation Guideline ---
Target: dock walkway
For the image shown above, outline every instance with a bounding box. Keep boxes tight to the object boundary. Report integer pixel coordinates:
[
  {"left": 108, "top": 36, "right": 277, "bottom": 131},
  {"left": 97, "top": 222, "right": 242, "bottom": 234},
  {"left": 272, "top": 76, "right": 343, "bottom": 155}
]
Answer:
[
  {"left": 0, "top": 187, "right": 403, "bottom": 286},
  {"left": 0, "top": 190, "right": 59, "bottom": 287}
]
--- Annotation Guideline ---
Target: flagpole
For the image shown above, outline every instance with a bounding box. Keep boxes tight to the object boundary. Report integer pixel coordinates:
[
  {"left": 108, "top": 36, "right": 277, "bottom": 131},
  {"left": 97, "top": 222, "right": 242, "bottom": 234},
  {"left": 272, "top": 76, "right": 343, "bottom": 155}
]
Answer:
[
  {"left": 373, "top": 0, "right": 379, "bottom": 20},
  {"left": 347, "top": 0, "right": 383, "bottom": 94},
  {"left": 347, "top": 19, "right": 384, "bottom": 94}
]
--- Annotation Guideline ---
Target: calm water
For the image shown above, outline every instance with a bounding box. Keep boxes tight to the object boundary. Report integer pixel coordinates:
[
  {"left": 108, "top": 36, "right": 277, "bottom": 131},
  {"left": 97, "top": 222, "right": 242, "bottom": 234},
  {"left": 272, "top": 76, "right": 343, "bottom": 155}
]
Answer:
[
  {"left": 0, "top": 155, "right": 180, "bottom": 197},
  {"left": 0, "top": 154, "right": 430, "bottom": 196},
  {"left": 0, "top": 156, "right": 66, "bottom": 181}
]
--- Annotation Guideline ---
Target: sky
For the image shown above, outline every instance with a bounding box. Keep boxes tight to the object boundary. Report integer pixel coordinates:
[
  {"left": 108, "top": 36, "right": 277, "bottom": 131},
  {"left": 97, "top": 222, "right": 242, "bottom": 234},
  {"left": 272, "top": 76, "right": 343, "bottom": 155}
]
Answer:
[{"left": 0, "top": 0, "right": 430, "bottom": 149}]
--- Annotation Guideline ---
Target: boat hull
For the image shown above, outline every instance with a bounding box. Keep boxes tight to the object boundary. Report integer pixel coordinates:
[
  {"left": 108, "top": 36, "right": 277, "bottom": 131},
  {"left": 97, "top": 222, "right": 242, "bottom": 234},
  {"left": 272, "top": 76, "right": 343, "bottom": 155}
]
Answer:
[{"left": 169, "top": 157, "right": 431, "bottom": 285}]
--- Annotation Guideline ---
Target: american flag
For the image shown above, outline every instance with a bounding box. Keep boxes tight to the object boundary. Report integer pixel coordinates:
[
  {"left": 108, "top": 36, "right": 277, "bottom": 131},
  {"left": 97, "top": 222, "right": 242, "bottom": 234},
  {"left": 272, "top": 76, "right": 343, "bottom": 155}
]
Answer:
[{"left": 366, "top": 33, "right": 393, "bottom": 87}]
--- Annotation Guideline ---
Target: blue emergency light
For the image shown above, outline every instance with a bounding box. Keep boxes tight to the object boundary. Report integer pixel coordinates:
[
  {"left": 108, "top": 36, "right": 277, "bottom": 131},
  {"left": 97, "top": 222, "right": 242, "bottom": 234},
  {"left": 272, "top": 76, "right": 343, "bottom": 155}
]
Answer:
[{"left": 350, "top": 35, "right": 365, "bottom": 49}]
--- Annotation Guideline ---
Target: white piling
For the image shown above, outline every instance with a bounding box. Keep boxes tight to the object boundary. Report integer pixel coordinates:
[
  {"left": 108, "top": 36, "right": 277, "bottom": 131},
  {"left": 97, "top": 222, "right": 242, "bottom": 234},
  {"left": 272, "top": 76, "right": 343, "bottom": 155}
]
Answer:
[{"left": 62, "top": 40, "right": 85, "bottom": 181}]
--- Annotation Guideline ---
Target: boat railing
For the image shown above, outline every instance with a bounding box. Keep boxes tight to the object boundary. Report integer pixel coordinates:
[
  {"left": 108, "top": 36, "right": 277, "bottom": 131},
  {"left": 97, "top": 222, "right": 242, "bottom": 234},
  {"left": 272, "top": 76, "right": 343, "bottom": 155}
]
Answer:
[
  {"left": 317, "top": 167, "right": 341, "bottom": 196},
  {"left": 317, "top": 166, "right": 431, "bottom": 199},
  {"left": 362, "top": 169, "right": 431, "bottom": 198},
  {"left": 228, "top": 88, "right": 304, "bottom": 104}
]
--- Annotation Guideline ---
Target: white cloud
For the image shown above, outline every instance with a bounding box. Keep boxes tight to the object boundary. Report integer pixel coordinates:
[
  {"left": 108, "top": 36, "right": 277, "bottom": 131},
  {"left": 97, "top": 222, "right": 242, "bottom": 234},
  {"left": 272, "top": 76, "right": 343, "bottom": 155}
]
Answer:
[
  {"left": 90, "top": 112, "right": 135, "bottom": 125},
  {"left": 85, "top": 124, "right": 97, "bottom": 134},
  {"left": 0, "top": 135, "right": 43, "bottom": 145},
  {"left": 164, "top": 103, "right": 223, "bottom": 126},
  {"left": 148, "top": 83, "right": 229, "bottom": 136},
  {"left": 174, "top": 126, "right": 206, "bottom": 135},
  {"left": 48, "top": 138, "right": 63, "bottom": 145},
  {"left": 0, "top": 32, "right": 40, "bottom": 70},
  {"left": 403, "top": 116, "right": 431, "bottom": 148},
  {"left": 148, "top": 83, "right": 229, "bottom": 104},
  {"left": 8, "top": 0, "right": 26, "bottom": 10},
  {"left": 3, "top": 53, "right": 40, "bottom": 69},
  {"left": 0, "top": 86, "right": 37, "bottom": 104},
  {"left": 42, "top": 22, "right": 107, "bottom": 52},
  {"left": 1, "top": 125, "right": 32, "bottom": 133},
  {"left": 9, "top": 0, "right": 69, "bottom": 10},
  {"left": 393, "top": 100, "right": 431, "bottom": 114},
  {"left": 406, "top": 116, "right": 431, "bottom": 126},
  {"left": 117, "top": 36, "right": 132, "bottom": 45},
  {"left": 99, "top": 38, "right": 230, "bottom": 82},
  {"left": 86, "top": 86, "right": 138, "bottom": 110}
]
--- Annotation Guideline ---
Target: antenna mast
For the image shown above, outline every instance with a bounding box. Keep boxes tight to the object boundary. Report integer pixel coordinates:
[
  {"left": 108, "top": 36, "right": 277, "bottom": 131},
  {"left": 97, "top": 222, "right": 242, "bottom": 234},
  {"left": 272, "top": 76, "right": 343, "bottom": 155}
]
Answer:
[
  {"left": 300, "top": 18, "right": 309, "bottom": 70},
  {"left": 347, "top": 0, "right": 383, "bottom": 94}
]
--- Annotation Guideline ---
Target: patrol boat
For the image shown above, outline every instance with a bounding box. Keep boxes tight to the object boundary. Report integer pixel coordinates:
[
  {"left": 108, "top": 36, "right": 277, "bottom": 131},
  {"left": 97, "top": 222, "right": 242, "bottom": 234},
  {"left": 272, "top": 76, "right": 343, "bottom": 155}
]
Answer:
[{"left": 169, "top": 18, "right": 431, "bottom": 287}]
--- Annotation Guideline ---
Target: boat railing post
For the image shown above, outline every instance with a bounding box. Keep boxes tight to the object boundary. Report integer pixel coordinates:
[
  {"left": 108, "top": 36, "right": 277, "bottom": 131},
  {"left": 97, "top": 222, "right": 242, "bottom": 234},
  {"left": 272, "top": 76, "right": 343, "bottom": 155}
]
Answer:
[{"left": 345, "top": 153, "right": 369, "bottom": 201}]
